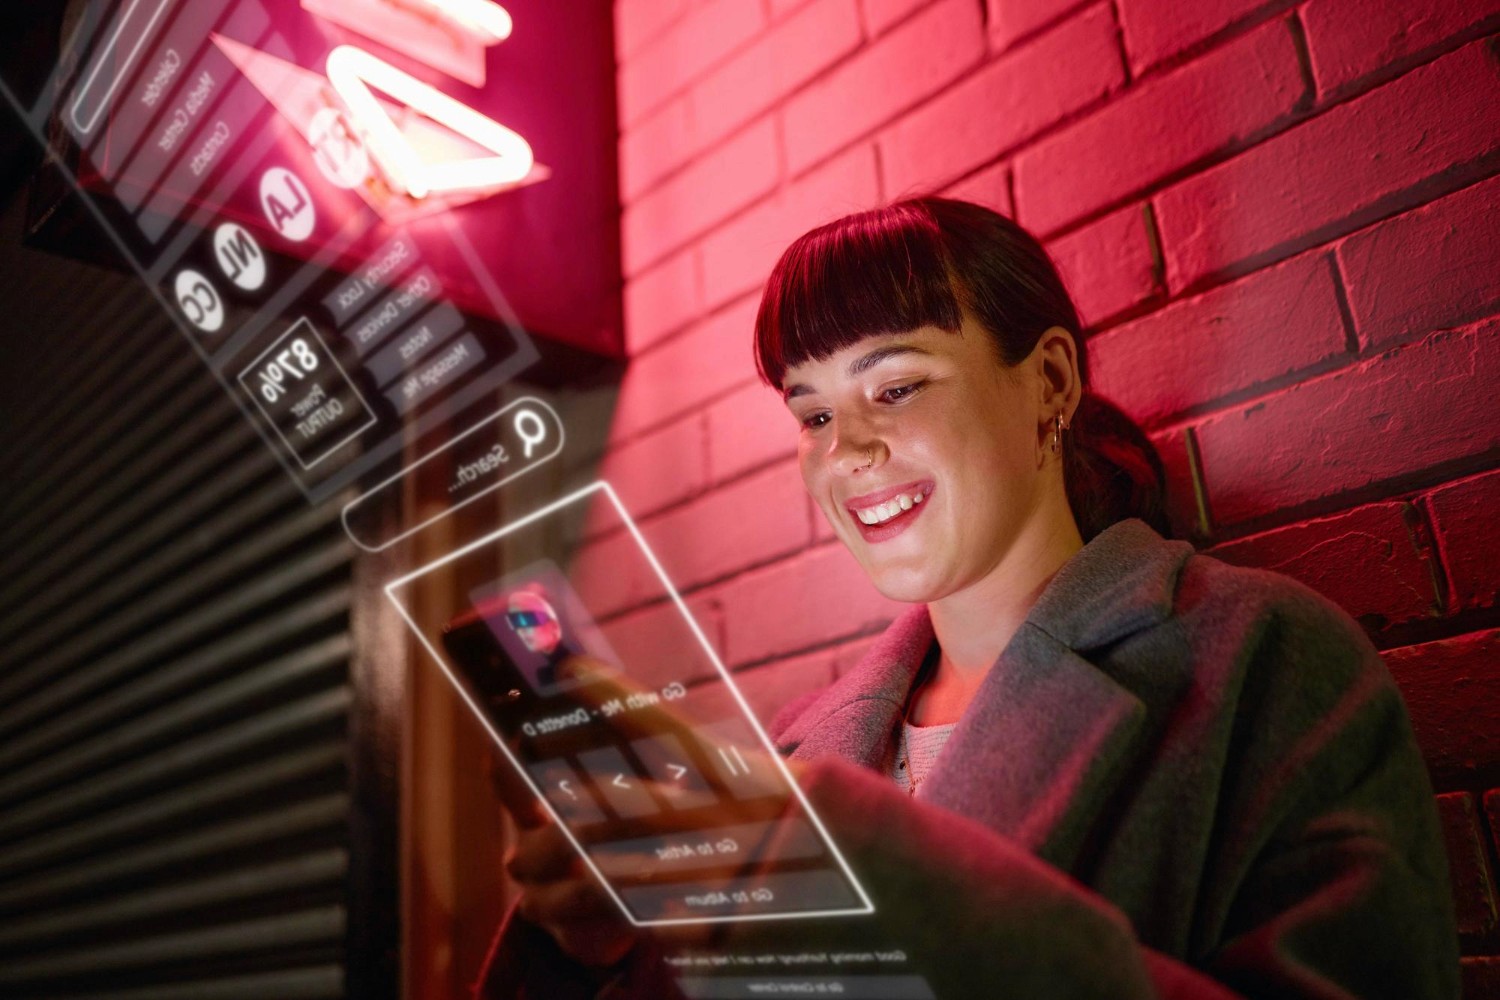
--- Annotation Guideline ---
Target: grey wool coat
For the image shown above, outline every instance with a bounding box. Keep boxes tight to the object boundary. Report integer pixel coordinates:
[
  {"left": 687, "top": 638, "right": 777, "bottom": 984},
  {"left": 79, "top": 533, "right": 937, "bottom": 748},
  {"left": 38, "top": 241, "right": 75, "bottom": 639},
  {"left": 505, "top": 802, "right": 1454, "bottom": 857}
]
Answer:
[{"left": 477, "top": 518, "right": 1459, "bottom": 999}]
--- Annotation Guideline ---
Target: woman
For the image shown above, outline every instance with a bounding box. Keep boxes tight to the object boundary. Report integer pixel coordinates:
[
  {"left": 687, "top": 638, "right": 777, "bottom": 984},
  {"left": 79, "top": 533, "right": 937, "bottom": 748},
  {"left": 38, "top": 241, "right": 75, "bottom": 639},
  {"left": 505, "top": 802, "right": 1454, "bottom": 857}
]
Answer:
[{"left": 481, "top": 198, "right": 1458, "bottom": 998}]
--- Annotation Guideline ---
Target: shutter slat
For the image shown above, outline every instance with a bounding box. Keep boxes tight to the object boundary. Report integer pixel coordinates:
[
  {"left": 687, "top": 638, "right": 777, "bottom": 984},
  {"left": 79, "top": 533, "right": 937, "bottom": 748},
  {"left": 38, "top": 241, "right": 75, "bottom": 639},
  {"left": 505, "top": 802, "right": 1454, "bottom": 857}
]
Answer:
[
  {"left": 1, "top": 162, "right": 359, "bottom": 999},
  {"left": 0, "top": 744, "right": 346, "bottom": 877},
  {"left": 0, "top": 849, "right": 348, "bottom": 947}
]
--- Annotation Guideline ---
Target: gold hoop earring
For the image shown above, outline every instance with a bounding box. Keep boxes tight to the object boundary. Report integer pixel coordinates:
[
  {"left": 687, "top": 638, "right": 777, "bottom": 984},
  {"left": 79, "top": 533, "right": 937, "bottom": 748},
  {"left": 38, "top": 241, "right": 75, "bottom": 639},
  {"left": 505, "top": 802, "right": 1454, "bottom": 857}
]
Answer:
[{"left": 1051, "top": 413, "right": 1067, "bottom": 455}]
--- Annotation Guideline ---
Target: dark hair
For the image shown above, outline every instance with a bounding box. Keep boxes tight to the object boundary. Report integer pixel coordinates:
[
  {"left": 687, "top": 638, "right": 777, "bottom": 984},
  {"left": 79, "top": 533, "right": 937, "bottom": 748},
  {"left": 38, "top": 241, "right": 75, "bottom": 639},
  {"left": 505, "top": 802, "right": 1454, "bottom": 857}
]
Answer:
[{"left": 753, "top": 196, "right": 1168, "bottom": 541}]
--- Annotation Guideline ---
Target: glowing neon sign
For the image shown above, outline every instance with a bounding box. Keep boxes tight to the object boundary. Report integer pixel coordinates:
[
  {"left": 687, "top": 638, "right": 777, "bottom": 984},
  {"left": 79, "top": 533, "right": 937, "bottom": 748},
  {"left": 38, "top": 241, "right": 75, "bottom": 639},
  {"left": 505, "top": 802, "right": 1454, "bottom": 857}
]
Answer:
[
  {"left": 411, "top": 0, "right": 514, "bottom": 43},
  {"left": 238, "top": 0, "right": 542, "bottom": 209},
  {"left": 326, "top": 45, "right": 534, "bottom": 200}
]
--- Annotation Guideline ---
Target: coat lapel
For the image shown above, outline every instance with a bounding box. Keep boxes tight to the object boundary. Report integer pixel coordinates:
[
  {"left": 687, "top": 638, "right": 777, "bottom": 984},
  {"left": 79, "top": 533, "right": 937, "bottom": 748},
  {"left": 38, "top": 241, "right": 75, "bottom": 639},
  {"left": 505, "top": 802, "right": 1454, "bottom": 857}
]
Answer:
[
  {"left": 784, "top": 519, "right": 1195, "bottom": 868},
  {"left": 918, "top": 628, "right": 1148, "bottom": 867},
  {"left": 777, "top": 605, "right": 933, "bottom": 771}
]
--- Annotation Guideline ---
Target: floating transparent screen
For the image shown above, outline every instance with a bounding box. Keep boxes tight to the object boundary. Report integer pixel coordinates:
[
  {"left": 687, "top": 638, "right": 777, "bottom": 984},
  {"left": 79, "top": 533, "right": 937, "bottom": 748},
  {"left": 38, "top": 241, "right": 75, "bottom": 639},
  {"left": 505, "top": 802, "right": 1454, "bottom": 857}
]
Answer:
[{"left": 384, "top": 482, "right": 873, "bottom": 926}]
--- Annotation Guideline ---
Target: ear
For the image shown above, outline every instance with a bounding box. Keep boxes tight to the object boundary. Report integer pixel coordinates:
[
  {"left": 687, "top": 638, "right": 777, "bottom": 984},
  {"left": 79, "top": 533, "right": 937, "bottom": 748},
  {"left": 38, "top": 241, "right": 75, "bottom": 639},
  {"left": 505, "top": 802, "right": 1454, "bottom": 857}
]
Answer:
[{"left": 1031, "top": 325, "right": 1082, "bottom": 424}]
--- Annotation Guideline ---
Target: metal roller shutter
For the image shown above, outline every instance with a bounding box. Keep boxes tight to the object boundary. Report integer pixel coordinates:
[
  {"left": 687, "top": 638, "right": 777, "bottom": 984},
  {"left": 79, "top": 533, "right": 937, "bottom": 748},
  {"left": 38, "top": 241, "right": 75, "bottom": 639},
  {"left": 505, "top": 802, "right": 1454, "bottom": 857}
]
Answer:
[{"left": 0, "top": 189, "right": 388, "bottom": 997}]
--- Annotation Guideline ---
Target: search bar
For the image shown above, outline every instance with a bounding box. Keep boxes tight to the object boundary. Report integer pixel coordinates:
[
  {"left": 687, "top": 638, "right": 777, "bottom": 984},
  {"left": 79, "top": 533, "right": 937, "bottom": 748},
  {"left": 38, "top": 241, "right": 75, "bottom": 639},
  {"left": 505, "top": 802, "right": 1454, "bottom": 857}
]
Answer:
[
  {"left": 341, "top": 396, "right": 565, "bottom": 551},
  {"left": 69, "top": 0, "right": 178, "bottom": 135}
]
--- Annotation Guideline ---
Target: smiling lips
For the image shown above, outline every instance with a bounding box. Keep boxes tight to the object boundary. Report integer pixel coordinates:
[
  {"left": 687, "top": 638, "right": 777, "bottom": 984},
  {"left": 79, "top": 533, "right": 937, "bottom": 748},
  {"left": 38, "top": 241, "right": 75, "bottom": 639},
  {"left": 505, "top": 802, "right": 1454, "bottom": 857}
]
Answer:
[{"left": 845, "top": 481, "right": 933, "bottom": 541}]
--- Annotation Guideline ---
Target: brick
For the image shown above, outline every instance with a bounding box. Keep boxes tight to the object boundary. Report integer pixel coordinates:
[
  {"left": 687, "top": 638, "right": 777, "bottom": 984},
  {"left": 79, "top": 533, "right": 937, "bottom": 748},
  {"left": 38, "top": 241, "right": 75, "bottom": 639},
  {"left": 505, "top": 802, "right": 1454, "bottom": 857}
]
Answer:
[
  {"left": 1013, "top": 17, "right": 1305, "bottom": 237},
  {"left": 620, "top": 97, "right": 695, "bottom": 203},
  {"left": 1117, "top": 0, "right": 1283, "bottom": 74},
  {"left": 1154, "top": 39, "right": 1500, "bottom": 292},
  {"left": 1435, "top": 792, "right": 1500, "bottom": 951},
  {"left": 617, "top": 0, "right": 768, "bottom": 126},
  {"left": 611, "top": 296, "right": 763, "bottom": 440},
  {"left": 1194, "top": 319, "right": 1500, "bottom": 527},
  {"left": 860, "top": 0, "right": 929, "bottom": 37},
  {"left": 700, "top": 144, "right": 881, "bottom": 309},
  {"left": 616, "top": 0, "right": 692, "bottom": 61},
  {"left": 1463, "top": 956, "right": 1500, "bottom": 1000},
  {"left": 692, "top": 0, "right": 863, "bottom": 156},
  {"left": 718, "top": 651, "right": 840, "bottom": 727},
  {"left": 1089, "top": 250, "right": 1348, "bottom": 426},
  {"left": 596, "top": 594, "right": 725, "bottom": 688},
  {"left": 1374, "top": 630, "right": 1500, "bottom": 784},
  {"left": 1047, "top": 203, "right": 1160, "bottom": 330},
  {"left": 623, "top": 117, "right": 782, "bottom": 276},
  {"left": 1303, "top": 0, "right": 1500, "bottom": 98},
  {"left": 706, "top": 381, "right": 800, "bottom": 483},
  {"left": 783, "top": 0, "right": 985, "bottom": 176},
  {"left": 772, "top": 0, "right": 818, "bottom": 17},
  {"left": 1426, "top": 469, "right": 1500, "bottom": 613},
  {"left": 645, "top": 461, "right": 814, "bottom": 593},
  {"left": 595, "top": 416, "right": 708, "bottom": 521},
  {"left": 572, "top": 528, "right": 664, "bottom": 620},
  {"left": 718, "top": 543, "right": 906, "bottom": 666},
  {"left": 1142, "top": 426, "right": 1206, "bottom": 541},
  {"left": 623, "top": 250, "right": 701, "bottom": 355},
  {"left": 986, "top": 0, "right": 1090, "bottom": 49},
  {"left": 1208, "top": 503, "right": 1441, "bottom": 632},
  {"left": 879, "top": 4, "right": 1123, "bottom": 197},
  {"left": 939, "top": 159, "right": 1013, "bottom": 216},
  {"left": 1337, "top": 174, "right": 1500, "bottom": 352}
]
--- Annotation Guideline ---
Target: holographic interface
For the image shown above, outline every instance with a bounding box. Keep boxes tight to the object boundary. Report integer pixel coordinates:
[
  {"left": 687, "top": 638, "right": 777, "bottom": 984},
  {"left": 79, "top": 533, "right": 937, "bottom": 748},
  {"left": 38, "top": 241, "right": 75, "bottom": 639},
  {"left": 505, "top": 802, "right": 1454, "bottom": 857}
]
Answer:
[
  {"left": 385, "top": 482, "right": 875, "bottom": 927},
  {"left": 0, "top": 0, "right": 596, "bottom": 516}
]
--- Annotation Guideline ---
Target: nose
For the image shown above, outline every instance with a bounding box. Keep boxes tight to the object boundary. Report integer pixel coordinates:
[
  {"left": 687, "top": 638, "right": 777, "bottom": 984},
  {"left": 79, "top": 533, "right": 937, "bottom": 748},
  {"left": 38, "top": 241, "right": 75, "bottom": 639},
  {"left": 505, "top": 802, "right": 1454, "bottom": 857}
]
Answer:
[{"left": 825, "top": 415, "right": 887, "bottom": 477}]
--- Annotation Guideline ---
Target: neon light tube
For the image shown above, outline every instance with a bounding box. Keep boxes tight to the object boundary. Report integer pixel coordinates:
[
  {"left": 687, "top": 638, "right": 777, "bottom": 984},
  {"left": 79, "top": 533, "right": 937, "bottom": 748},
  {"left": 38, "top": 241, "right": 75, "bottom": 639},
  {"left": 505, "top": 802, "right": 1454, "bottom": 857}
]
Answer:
[{"left": 326, "top": 44, "right": 534, "bottom": 199}]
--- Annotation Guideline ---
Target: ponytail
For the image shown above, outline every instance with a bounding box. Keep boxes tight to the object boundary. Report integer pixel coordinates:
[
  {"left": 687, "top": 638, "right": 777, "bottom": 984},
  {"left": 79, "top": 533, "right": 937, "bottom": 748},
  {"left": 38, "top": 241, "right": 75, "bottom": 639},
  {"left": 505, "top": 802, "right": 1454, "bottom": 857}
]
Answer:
[{"left": 1064, "top": 390, "right": 1170, "bottom": 541}]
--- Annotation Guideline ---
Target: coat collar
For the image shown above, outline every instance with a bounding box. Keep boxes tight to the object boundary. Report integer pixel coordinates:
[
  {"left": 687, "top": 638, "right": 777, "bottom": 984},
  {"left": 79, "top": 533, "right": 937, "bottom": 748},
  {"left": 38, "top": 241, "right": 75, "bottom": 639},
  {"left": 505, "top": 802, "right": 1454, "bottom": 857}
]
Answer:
[{"left": 779, "top": 519, "right": 1194, "bottom": 862}]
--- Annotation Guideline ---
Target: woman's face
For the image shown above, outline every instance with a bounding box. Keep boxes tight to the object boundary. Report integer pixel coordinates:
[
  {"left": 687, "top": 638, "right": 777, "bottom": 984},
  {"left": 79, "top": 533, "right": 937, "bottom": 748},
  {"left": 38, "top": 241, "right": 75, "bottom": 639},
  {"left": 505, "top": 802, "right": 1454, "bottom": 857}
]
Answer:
[{"left": 781, "top": 318, "right": 1050, "bottom": 604}]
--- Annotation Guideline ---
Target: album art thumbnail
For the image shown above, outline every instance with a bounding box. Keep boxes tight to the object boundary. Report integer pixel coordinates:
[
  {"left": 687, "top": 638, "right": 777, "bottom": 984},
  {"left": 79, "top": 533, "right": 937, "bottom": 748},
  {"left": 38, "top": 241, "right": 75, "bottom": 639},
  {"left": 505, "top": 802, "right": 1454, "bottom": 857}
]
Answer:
[{"left": 469, "top": 559, "right": 621, "bottom": 697}]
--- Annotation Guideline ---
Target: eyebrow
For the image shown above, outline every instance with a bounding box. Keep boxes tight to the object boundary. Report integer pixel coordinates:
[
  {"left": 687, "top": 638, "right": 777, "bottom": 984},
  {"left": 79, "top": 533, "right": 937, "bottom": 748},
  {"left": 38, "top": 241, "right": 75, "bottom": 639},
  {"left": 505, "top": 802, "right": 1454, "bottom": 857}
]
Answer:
[{"left": 783, "top": 344, "right": 933, "bottom": 400}]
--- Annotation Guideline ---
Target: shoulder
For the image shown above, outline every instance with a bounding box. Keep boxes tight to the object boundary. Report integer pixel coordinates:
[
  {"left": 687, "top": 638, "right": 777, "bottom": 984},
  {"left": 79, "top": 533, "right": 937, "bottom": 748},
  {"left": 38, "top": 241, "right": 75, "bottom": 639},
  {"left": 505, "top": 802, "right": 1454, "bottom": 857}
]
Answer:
[
  {"left": 1056, "top": 520, "right": 1399, "bottom": 736},
  {"left": 1151, "top": 546, "right": 1409, "bottom": 763},
  {"left": 1171, "top": 547, "right": 1385, "bottom": 680}
]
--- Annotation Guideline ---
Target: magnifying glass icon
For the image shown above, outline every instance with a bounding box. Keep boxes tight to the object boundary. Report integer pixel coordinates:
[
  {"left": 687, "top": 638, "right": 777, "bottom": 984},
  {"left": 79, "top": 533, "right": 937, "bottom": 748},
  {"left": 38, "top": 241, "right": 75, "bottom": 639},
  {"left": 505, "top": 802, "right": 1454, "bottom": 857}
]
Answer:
[{"left": 514, "top": 408, "right": 548, "bottom": 459}]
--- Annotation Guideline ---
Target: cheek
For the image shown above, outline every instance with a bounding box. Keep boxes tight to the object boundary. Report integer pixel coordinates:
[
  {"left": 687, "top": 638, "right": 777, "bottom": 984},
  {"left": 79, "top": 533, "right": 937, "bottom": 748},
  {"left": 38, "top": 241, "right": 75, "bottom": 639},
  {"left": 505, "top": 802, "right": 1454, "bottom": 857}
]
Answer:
[{"left": 797, "top": 439, "right": 824, "bottom": 491}]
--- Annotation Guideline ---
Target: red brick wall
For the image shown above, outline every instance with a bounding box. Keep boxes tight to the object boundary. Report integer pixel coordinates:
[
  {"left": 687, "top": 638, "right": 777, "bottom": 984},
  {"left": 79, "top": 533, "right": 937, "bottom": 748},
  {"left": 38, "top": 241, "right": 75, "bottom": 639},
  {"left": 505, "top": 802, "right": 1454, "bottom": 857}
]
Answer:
[{"left": 606, "top": 0, "right": 1500, "bottom": 987}]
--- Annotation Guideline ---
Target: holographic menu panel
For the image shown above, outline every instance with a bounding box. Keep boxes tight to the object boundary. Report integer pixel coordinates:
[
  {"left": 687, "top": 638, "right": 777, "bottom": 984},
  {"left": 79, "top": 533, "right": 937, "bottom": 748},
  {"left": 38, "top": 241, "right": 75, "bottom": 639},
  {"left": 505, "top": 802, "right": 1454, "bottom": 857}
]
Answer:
[{"left": 2, "top": 0, "right": 553, "bottom": 505}]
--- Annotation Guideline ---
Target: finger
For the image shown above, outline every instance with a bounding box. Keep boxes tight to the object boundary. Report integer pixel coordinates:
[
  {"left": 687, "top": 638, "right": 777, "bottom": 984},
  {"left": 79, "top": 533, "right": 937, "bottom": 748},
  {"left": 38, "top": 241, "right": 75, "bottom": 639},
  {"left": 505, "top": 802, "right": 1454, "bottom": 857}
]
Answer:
[
  {"left": 505, "top": 825, "right": 582, "bottom": 883},
  {"left": 488, "top": 753, "right": 549, "bottom": 829},
  {"left": 517, "top": 875, "right": 618, "bottom": 925}
]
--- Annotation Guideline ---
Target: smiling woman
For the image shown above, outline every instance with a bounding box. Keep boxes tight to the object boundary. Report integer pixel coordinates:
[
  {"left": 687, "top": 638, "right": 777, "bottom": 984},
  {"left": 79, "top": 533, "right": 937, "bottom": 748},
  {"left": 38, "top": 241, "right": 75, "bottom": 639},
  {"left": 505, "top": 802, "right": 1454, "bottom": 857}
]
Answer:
[
  {"left": 482, "top": 199, "right": 1460, "bottom": 999},
  {"left": 746, "top": 198, "right": 1459, "bottom": 997}
]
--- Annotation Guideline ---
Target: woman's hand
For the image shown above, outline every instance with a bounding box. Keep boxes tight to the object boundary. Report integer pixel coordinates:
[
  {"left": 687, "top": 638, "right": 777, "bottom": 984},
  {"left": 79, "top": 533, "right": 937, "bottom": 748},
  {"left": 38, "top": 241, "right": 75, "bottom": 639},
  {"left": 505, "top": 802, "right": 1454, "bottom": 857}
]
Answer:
[{"left": 503, "top": 808, "right": 640, "bottom": 969}]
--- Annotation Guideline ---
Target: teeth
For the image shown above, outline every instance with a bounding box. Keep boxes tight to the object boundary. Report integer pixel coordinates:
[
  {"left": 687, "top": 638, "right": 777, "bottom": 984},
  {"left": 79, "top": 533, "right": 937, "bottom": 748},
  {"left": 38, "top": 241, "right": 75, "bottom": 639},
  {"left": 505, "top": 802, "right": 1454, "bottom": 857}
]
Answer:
[{"left": 853, "top": 490, "right": 928, "bottom": 526}]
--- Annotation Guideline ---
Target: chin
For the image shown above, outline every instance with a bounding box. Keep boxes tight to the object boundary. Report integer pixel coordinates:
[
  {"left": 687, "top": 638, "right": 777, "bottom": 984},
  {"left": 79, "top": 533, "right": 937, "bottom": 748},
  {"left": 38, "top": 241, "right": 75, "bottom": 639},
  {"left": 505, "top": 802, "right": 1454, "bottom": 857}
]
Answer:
[{"left": 863, "top": 563, "right": 945, "bottom": 605}]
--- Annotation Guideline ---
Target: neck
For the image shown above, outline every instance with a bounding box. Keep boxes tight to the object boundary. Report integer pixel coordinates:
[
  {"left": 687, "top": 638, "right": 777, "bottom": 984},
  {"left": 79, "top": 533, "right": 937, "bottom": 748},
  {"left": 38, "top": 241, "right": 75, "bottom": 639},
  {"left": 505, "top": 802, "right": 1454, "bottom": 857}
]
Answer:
[{"left": 910, "top": 503, "right": 1084, "bottom": 725}]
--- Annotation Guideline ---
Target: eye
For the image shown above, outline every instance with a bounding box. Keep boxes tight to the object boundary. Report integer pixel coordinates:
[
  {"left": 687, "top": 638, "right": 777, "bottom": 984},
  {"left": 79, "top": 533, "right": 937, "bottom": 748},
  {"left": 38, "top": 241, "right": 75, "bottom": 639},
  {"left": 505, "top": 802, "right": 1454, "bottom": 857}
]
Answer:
[
  {"left": 879, "top": 382, "right": 922, "bottom": 403},
  {"left": 801, "top": 411, "right": 832, "bottom": 430}
]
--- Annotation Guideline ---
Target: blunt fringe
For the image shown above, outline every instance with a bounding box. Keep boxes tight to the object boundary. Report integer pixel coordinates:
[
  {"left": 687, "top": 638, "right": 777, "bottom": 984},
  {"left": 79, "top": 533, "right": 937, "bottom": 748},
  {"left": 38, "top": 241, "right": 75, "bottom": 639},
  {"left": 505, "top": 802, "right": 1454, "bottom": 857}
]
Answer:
[{"left": 754, "top": 196, "right": 1170, "bottom": 541}]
